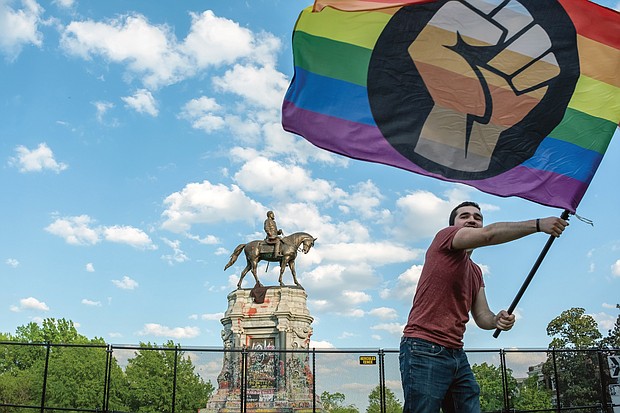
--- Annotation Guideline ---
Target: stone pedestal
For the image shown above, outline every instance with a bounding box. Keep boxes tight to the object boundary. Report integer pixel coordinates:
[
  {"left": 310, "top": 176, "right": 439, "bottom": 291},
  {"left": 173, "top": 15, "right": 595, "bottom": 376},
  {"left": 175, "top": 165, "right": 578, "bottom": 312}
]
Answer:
[{"left": 201, "top": 286, "right": 321, "bottom": 413}]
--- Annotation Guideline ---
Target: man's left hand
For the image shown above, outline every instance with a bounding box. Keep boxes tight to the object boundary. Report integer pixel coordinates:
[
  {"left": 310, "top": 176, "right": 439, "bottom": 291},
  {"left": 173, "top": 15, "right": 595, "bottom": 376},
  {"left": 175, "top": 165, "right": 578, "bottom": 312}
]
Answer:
[{"left": 495, "top": 310, "right": 516, "bottom": 331}]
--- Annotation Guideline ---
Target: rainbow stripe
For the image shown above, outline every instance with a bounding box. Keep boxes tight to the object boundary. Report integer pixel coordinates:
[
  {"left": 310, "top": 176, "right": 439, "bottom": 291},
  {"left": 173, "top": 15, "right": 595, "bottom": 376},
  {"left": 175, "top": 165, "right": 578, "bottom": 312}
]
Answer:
[{"left": 282, "top": 0, "right": 619, "bottom": 212}]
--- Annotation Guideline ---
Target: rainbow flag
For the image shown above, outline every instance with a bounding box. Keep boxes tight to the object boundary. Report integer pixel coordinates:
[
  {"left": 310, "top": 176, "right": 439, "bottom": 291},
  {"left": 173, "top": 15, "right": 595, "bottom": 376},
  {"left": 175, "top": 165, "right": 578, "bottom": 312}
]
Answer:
[{"left": 282, "top": 0, "right": 619, "bottom": 212}]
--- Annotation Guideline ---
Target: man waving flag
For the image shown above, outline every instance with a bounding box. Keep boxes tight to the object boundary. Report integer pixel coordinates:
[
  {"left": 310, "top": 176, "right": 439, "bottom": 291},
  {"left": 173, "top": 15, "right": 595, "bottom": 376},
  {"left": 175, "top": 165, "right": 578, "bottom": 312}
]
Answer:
[{"left": 282, "top": 0, "right": 619, "bottom": 212}]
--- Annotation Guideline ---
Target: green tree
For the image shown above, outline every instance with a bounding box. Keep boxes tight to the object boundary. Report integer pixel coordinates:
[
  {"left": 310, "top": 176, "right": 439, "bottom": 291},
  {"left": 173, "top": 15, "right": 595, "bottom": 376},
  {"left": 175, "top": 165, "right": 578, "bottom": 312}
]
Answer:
[
  {"left": 472, "top": 362, "right": 517, "bottom": 412},
  {"left": 0, "top": 318, "right": 129, "bottom": 412},
  {"left": 366, "top": 385, "right": 402, "bottom": 413},
  {"left": 45, "top": 342, "right": 128, "bottom": 411},
  {"left": 600, "top": 304, "right": 620, "bottom": 348},
  {"left": 320, "top": 391, "right": 359, "bottom": 413},
  {"left": 544, "top": 307, "right": 602, "bottom": 410},
  {"left": 547, "top": 307, "right": 601, "bottom": 349},
  {"left": 124, "top": 341, "right": 213, "bottom": 413},
  {"left": 513, "top": 375, "right": 553, "bottom": 411}
]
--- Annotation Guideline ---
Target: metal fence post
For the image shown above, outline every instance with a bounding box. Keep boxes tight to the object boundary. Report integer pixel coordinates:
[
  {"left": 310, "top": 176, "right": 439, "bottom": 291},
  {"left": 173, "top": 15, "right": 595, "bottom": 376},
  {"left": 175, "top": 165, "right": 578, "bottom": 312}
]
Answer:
[
  {"left": 102, "top": 344, "right": 113, "bottom": 413},
  {"left": 378, "top": 349, "right": 386, "bottom": 413},
  {"left": 241, "top": 346, "right": 248, "bottom": 413},
  {"left": 552, "top": 349, "right": 561, "bottom": 413},
  {"left": 39, "top": 343, "right": 51, "bottom": 413},
  {"left": 499, "top": 349, "right": 509, "bottom": 412},
  {"left": 597, "top": 349, "right": 611, "bottom": 413},
  {"left": 312, "top": 347, "right": 317, "bottom": 413},
  {"left": 172, "top": 345, "right": 179, "bottom": 413}
]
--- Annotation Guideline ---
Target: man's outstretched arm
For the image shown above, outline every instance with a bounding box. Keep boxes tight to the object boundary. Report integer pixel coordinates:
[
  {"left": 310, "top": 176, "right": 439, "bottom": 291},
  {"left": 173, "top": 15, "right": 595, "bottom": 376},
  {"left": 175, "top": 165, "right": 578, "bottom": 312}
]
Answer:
[{"left": 452, "top": 217, "right": 568, "bottom": 251}]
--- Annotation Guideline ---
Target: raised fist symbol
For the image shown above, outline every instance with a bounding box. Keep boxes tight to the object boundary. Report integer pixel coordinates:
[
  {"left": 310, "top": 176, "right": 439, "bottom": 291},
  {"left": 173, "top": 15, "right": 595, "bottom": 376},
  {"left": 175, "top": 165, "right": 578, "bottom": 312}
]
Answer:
[{"left": 408, "top": 0, "right": 560, "bottom": 172}]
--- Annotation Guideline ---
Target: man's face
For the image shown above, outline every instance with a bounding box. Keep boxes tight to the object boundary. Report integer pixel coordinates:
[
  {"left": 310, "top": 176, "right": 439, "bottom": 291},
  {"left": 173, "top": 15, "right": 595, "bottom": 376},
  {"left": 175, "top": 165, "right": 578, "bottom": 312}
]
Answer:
[{"left": 453, "top": 206, "right": 483, "bottom": 228}]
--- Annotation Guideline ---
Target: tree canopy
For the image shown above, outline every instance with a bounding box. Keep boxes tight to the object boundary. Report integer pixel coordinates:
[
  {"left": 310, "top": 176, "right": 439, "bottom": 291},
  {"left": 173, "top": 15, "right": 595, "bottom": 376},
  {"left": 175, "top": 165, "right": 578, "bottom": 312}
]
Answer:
[
  {"left": 543, "top": 306, "right": 620, "bottom": 411},
  {"left": 546, "top": 307, "right": 602, "bottom": 349},
  {"left": 366, "top": 385, "right": 402, "bottom": 413},
  {"left": 0, "top": 319, "right": 213, "bottom": 413},
  {"left": 320, "top": 391, "right": 359, "bottom": 413}
]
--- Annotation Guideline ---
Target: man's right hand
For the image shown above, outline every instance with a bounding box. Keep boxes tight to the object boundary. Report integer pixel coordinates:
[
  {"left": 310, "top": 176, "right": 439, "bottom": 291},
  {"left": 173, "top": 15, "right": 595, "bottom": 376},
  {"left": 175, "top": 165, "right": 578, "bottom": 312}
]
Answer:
[{"left": 539, "top": 217, "right": 569, "bottom": 237}]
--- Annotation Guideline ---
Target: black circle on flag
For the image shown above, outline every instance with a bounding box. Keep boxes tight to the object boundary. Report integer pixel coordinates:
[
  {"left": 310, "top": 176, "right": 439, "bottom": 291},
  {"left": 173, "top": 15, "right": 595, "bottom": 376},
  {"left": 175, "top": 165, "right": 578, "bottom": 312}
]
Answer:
[{"left": 367, "top": 0, "right": 579, "bottom": 180}]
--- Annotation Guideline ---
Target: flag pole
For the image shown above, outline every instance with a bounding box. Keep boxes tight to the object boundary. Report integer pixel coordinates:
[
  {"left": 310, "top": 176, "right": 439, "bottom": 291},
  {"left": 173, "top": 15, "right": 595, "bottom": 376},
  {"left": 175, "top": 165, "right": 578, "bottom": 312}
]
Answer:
[{"left": 493, "top": 209, "right": 571, "bottom": 338}]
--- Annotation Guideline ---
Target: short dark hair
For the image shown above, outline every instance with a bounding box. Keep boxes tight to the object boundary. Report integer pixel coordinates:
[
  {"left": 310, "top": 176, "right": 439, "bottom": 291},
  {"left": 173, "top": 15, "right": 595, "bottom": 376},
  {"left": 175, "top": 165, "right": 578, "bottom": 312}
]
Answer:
[{"left": 449, "top": 201, "right": 481, "bottom": 225}]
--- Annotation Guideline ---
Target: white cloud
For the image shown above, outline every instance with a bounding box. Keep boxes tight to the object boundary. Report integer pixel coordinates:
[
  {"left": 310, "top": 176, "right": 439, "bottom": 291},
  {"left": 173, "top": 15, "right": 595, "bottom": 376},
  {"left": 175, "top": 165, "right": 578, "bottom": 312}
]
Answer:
[
  {"left": 309, "top": 340, "right": 335, "bottom": 349},
  {"left": 368, "top": 307, "right": 398, "bottom": 320},
  {"left": 138, "top": 323, "right": 200, "bottom": 339},
  {"left": 85, "top": 262, "right": 95, "bottom": 272},
  {"left": 5, "top": 258, "right": 19, "bottom": 268},
  {"left": 81, "top": 298, "right": 102, "bottom": 306},
  {"left": 45, "top": 215, "right": 100, "bottom": 245},
  {"left": 275, "top": 202, "right": 370, "bottom": 244},
  {"left": 0, "top": 0, "right": 44, "bottom": 60},
  {"left": 186, "top": 233, "right": 220, "bottom": 245},
  {"left": 302, "top": 263, "right": 373, "bottom": 294},
  {"left": 342, "top": 290, "right": 371, "bottom": 305},
  {"left": 112, "top": 275, "right": 138, "bottom": 290},
  {"left": 342, "top": 308, "right": 365, "bottom": 317},
  {"left": 93, "top": 101, "right": 114, "bottom": 122},
  {"left": 61, "top": 14, "right": 189, "bottom": 89},
  {"left": 179, "top": 96, "right": 225, "bottom": 133},
  {"left": 611, "top": 259, "right": 620, "bottom": 277},
  {"left": 200, "top": 313, "right": 224, "bottom": 321},
  {"left": 303, "top": 263, "right": 381, "bottom": 315},
  {"left": 390, "top": 190, "right": 451, "bottom": 241},
  {"left": 370, "top": 322, "right": 404, "bottom": 335},
  {"left": 160, "top": 238, "right": 189, "bottom": 264},
  {"left": 60, "top": 9, "right": 282, "bottom": 90},
  {"left": 384, "top": 264, "right": 423, "bottom": 302},
  {"left": 53, "top": 0, "right": 74, "bottom": 8},
  {"left": 122, "top": 89, "right": 158, "bottom": 116},
  {"left": 234, "top": 156, "right": 340, "bottom": 203},
  {"left": 317, "top": 242, "right": 421, "bottom": 265},
  {"left": 338, "top": 180, "right": 385, "bottom": 220},
  {"left": 160, "top": 180, "right": 264, "bottom": 233},
  {"left": 213, "top": 64, "right": 288, "bottom": 109},
  {"left": 46, "top": 215, "right": 155, "bottom": 249},
  {"left": 181, "top": 10, "right": 255, "bottom": 67},
  {"left": 593, "top": 311, "right": 616, "bottom": 332},
  {"left": 104, "top": 225, "right": 156, "bottom": 250},
  {"left": 13, "top": 297, "right": 50, "bottom": 312},
  {"left": 10, "top": 143, "right": 68, "bottom": 173}
]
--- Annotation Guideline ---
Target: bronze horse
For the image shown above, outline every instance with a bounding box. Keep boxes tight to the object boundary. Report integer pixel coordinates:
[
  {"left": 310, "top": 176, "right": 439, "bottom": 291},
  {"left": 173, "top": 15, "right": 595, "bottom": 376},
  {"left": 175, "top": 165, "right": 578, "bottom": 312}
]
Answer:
[{"left": 224, "top": 232, "right": 316, "bottom": 289}]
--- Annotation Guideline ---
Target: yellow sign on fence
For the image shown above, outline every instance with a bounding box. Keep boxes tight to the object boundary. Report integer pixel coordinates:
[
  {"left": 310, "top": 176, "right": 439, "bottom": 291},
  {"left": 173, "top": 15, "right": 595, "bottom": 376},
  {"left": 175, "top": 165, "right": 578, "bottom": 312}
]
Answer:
[{"left": 359, "top": 355, "right": 377, "bottom": 365}]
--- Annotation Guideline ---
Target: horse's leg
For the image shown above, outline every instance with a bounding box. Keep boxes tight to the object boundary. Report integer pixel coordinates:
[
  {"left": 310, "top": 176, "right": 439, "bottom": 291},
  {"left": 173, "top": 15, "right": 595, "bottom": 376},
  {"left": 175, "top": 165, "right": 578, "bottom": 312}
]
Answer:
[
  {"left": 251, "top": 258, "right": 262, "bottom": 287},
  {"left": 278, "top": 258, "right": 287, "bottom": 287},
  {"left": 237, "top": 263, "right": 252, "bottom": 289},
  {"left": 289, "top": 260, "right": 302, "bottom": 287}
]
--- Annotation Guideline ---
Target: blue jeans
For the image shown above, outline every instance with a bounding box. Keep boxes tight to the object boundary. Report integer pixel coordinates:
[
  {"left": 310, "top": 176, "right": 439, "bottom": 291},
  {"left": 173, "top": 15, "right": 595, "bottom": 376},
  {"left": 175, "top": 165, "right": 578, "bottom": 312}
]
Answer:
[{"left": 399, "top": 337, "right": 480, "bottom": 413}]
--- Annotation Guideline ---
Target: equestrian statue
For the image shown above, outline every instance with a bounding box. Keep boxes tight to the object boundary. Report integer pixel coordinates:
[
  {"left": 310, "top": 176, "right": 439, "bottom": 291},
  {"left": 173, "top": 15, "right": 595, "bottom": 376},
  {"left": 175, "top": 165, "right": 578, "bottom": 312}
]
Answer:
[{"left": 224, "top": 211, "right": 316, "bottom": 288}]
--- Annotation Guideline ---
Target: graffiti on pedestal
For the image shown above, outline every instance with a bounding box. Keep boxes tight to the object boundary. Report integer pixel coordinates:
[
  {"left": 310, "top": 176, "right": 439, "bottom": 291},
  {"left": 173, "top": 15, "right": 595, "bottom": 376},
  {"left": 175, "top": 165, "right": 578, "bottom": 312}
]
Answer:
[{"left": 247, "top": 337, "right": 277, "bottom": 404}]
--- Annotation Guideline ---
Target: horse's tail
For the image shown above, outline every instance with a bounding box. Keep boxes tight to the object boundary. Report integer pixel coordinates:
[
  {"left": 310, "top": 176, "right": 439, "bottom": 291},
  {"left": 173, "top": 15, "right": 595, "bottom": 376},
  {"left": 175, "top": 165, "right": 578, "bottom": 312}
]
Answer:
[{"left": 224, "top": 244, "right": 246, "bottom": 271}]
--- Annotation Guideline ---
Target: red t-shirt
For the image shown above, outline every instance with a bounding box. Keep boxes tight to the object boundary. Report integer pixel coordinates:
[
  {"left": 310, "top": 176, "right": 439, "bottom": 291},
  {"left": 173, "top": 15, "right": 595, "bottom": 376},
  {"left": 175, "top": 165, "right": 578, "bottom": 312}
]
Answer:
[{"left": 403, "top": 226, "right": 484, "bottom": 348}]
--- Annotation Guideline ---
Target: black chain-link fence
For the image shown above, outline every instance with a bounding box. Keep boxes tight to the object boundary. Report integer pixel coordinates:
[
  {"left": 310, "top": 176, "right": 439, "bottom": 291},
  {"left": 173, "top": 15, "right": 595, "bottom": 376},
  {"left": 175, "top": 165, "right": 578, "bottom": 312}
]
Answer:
[{"left": 0, "top": 342, "right": 618, "bottom": 413}]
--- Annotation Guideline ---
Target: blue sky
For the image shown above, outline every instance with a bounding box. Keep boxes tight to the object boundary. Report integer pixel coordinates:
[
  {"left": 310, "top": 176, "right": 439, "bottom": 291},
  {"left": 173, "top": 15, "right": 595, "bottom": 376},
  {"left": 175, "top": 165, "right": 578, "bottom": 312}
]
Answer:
[{"left": 1, "top": 0, "right": 619, "bottom": 362}]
